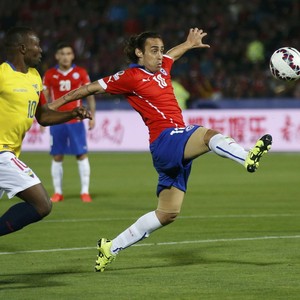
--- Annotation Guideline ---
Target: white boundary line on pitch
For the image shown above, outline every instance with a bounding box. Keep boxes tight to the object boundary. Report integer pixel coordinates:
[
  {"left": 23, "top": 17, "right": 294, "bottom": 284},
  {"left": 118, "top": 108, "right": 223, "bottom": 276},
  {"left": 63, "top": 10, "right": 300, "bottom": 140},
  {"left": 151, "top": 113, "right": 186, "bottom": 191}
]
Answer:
[
  {"left": 1, "top": 235, "right": 300, "bottom": 255},
  {"left": 43, "top": 213, "right": 300, "bottom": 223}
]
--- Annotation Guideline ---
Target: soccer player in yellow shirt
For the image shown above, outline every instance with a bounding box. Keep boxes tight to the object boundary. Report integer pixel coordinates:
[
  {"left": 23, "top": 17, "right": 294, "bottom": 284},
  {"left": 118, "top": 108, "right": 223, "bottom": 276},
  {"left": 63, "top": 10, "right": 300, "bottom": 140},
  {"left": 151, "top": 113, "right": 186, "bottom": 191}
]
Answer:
[{"left": 0, "top": 26, "right": 92, "bottom": 236}]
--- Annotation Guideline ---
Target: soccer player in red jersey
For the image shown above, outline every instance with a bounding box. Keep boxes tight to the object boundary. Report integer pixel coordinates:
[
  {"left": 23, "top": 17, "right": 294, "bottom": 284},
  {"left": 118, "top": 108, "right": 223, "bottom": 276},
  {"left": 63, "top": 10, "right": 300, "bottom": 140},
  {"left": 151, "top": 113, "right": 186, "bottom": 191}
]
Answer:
[
  {"left": 43, "top": 43, "right": 96, "bottom": 203},
  {"left": 53, "top": 28, "right": 272, "bottom": 271}
]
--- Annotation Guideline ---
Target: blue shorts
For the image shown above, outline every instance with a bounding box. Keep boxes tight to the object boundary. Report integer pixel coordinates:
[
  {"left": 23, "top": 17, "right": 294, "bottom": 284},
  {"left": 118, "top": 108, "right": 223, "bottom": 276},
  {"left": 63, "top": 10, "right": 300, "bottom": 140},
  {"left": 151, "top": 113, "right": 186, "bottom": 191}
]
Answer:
[
  {"left": 150, "top": 125, "right": 200, "bottom": 196},
  {"left": 50, "top": 122, "right": 88, "bottom": 155}
]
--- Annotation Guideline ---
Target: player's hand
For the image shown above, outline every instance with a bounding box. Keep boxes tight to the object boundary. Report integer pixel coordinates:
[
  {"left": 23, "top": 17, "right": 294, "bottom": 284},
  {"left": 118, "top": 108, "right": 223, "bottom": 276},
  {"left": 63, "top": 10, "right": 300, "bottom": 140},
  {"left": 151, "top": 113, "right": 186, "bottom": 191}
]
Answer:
[
  {"left": 186, "top": 28, "right": 210, "bottom": 49},
  {"left": 72, "top": 106, "right": 92, "bottom": 120}
]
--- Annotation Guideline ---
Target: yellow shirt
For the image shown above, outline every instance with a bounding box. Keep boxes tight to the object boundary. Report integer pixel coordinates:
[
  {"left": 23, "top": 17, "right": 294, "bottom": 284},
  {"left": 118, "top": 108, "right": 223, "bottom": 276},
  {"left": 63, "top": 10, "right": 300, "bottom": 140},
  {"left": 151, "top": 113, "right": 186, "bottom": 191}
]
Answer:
[{"left": 0, "top": 62, "right": 42, "bottom": 157}]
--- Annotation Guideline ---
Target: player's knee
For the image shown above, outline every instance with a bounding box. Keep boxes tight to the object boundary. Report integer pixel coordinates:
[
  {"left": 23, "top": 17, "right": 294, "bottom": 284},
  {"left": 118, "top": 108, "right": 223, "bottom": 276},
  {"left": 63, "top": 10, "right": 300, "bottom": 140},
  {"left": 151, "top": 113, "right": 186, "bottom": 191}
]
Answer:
[
  {"left": 156, "top": 210, "right": 179, "bottom": 226},
  {"left": 36, "top": 197, "right": 52, "bottom": 217},
  {"left": 204, "top": 129, "right": 220, "bottom": 145}
]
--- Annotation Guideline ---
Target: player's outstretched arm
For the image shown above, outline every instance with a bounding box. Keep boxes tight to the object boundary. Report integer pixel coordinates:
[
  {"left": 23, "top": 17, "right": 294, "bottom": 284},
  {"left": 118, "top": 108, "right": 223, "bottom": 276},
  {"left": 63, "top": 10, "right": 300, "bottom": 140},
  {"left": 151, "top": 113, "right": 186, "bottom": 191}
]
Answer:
[
  {"left": 166, "top": 28, "right": 210, "bottom": 61},
  {"left": 35, "top": 104, "right": 92, "bottom": 126},
  {"left": 48, "top": 81, "right": 104, "bottom": 110}
]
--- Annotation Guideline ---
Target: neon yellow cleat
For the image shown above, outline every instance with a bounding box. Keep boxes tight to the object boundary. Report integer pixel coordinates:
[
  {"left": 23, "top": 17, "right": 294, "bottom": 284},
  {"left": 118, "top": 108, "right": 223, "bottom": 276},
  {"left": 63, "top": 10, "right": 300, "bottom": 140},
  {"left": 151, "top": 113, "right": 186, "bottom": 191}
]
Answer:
[
  {"left": 245, "top": 134, "right": 272, "bottom": 173},
  {"left": 95, "top": 238, "right": 116, "bottom": 272}
]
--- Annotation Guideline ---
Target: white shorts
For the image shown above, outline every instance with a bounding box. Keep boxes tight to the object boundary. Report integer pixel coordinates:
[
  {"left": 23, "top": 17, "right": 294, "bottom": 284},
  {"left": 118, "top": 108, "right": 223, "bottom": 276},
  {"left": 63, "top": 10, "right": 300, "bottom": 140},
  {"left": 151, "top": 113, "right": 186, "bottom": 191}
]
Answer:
[{"left": 0, "top": 152, "right": 41, "bottom": 199}]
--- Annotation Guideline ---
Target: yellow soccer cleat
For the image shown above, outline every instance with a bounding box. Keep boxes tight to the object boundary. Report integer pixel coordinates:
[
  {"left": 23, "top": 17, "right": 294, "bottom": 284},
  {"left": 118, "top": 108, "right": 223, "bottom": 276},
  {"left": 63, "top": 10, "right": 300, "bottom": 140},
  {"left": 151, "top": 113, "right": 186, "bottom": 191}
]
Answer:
[
  {"left": 245, "top": 134, "right": 272, "bottom": 173},
  {"left": 95, "top": 238, "right": 116, "bottom": 272}
]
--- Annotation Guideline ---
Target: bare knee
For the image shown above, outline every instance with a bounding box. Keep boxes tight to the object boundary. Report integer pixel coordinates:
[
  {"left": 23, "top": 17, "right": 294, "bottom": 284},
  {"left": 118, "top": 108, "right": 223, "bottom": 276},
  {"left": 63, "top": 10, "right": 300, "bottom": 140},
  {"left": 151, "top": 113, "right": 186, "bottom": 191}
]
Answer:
[
  {"left": 38, "top": 198, "right": 52, "bottom": 217},
  {"left": 31, "top": 185, "right": 52, "bottom": 217},
  {"left": 17, "top": 187, "right": 52, "bottom": 218},
  {"left": 156, "top": 210, "right": 179, "bottom": 226},
  {"left": 204, "top": 129, "right": 220, "bottom": 146},
  {"left": 30, "top": 195, "right": 52, "bottom": 217}
]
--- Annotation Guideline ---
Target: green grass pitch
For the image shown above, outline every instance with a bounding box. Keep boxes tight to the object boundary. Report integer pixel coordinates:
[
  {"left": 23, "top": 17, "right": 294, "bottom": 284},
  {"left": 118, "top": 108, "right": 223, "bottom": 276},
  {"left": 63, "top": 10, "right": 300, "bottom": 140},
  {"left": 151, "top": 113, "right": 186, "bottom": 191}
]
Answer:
[{"left": 0, "top": 151, "right": 299, "bottom": 299}]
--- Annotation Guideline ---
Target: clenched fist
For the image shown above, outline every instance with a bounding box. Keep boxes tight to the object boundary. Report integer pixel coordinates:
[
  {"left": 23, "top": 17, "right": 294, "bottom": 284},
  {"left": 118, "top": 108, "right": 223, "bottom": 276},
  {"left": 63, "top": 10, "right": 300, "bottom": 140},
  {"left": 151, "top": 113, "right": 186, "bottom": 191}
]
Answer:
[{"left": 72, "top": 106, "right": 93, "bottom": 120}]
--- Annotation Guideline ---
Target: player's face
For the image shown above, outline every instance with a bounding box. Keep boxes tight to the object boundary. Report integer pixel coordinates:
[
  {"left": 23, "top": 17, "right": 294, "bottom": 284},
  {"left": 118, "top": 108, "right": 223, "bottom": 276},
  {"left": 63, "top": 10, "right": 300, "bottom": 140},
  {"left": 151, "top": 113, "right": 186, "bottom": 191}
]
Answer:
[
  {"left": 55, "top": 47, "right": 75, "bottom": 69},
  {"left": 23, "top": 33, "right": 42, "bottom": 68},
  {"left": 138, "top": 38, "right": 164, "bottom": 73}
]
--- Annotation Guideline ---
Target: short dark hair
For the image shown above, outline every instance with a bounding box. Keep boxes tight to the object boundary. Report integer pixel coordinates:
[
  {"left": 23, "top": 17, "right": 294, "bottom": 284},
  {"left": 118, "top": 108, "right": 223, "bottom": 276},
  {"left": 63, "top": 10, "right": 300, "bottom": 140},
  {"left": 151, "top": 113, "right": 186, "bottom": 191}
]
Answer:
[
  {"left": 124, "top": 31, "right": 162, "bottom": 63},
  {"left": 4, "top": 26, "right": 34, "bottom": 49},
  {"left": 55, "top": 42, "right": 73, "bottom": 52}
]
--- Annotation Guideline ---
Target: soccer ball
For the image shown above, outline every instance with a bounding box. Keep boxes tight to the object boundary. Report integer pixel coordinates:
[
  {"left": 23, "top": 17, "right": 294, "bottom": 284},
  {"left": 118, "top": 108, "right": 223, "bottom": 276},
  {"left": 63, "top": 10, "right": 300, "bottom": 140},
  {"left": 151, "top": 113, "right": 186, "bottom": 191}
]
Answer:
[{"left": 269, "top": 47, "right": 300, "bottom": 81}]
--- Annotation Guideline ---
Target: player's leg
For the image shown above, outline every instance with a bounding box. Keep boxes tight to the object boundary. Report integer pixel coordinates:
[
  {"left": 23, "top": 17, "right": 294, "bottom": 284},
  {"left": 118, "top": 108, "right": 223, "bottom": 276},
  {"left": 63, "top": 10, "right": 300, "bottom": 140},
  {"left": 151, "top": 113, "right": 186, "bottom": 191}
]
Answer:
[
  {"left": 69, "top": 123, "right": 92, "bottom": 202},
  {"left": 111, "top": 186, "right": 183, "bottom": 252},
  {"left": 95, "top": 210, "right": 162, "bottom": 272},
  {"left": 50, "top": 124, "right": 66, "bottom": 202},
  {"left": 104, "top": 126, "right": 193, "bottom": 252},
  {"left": 155, "top": 186, "right": 184, "bottom": 225},
  {"left": 184, "top": 127, "right": 272, "bottom": 172},
  {"left": 77, "top": 153, "right": 92, "bottom": 202},
  {"left": 103, "top": 128, "right": 191, "bottom": 256},
  {"left": 95, "top": 127, "right": 192, "bottom": 271},
  {"left": 0, "top": 153, "right": 52, "bottom": 236},
  {"left": 51, "top": 154, "right": 64, "bottom": 202},
  {"left": 95, "top": 186, "right": 184, "bottom": 272},
  {"left": 0, "top": 185, "right": 52, "bottom": 236},
  {"left": 184, "top": 127, "right": 247, "bottom": 163}
]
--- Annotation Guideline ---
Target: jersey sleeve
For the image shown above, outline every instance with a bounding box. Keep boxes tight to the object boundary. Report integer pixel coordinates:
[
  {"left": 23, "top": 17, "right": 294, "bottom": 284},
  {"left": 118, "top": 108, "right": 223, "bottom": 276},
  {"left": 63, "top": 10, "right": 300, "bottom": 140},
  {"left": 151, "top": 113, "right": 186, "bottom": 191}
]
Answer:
[
  {"left": 42, "top": 70, "right": 51, "bottom": 89},
  {"left": 80, "top": 68, "right": 91, "bottom": 85},
  {"left": 162, "top": 55, "right": 174, "bottom": 73},
  {"left": 39, "top": 91, "right": 47, "bottom": 106},
  {"left": 98, "top": 70, "right": 135, "bottom": 94}
]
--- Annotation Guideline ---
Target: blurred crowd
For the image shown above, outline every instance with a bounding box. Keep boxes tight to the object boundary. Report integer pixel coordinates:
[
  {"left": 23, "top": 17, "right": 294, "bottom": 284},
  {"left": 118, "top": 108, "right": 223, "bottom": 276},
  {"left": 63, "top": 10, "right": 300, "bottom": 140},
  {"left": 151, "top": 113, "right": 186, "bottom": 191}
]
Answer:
[{"left": 0, "top": 0, "right": 299, "bottom": 106}]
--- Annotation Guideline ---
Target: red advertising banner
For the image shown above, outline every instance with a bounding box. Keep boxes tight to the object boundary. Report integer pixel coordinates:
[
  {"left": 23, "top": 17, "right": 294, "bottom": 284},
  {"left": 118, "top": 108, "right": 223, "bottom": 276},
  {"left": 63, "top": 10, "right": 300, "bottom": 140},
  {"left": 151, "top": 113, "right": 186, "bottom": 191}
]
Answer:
[{"left": 22, "top": 109, "right": 300, "bottom": 152}]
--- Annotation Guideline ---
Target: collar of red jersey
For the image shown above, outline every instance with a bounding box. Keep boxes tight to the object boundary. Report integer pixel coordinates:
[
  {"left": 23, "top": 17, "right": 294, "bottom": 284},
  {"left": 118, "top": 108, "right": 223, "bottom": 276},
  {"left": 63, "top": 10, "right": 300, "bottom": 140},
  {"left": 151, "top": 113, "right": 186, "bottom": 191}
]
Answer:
[
  {"left": 55, "top": 63, "right": 76, "bottom": 69},
  {"left": 129, "top": 63, "right": 145, "bottom": 69},
  {"left": 129, "top": 63, "right": 156, "bottom": 75}
]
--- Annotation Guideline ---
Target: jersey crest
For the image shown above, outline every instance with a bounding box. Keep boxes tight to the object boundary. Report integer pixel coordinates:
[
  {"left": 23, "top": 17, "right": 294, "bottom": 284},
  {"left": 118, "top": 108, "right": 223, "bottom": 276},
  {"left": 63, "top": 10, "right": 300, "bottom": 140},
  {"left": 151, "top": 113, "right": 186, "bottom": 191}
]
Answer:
[{"left": 160, "top": 68, "right": 168, "bottom": 76}]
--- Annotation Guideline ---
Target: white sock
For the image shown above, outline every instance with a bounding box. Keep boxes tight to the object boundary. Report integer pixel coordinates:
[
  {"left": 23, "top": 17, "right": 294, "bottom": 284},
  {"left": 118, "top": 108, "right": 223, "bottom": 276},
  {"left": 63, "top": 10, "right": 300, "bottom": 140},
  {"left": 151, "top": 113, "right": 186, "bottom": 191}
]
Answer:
[
  {"left": 208, "top": 133, "right": 247, "bottom": 165},
  {"left": 51, "top": 161, "right": 63, "bottom": 194},
  {"left": 78, "top": 157, "right": 90, "bottom": 194},
  {"left": 111, "top": 211, "right": 162, "bottom": 255}
]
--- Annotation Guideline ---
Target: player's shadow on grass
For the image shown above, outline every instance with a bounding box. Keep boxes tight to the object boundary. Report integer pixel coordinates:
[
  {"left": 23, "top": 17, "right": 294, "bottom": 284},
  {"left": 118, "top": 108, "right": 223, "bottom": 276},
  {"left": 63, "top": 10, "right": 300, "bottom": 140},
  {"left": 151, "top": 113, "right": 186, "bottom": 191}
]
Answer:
[
  {"left": 0, "top": 269, "right": 85, "bottom": 290},
  {"left": 165, "top": 249, "right": 283, "bottom": 267},
  {"left": 108, "top": 247, "right": 284, "bottom": 272}
]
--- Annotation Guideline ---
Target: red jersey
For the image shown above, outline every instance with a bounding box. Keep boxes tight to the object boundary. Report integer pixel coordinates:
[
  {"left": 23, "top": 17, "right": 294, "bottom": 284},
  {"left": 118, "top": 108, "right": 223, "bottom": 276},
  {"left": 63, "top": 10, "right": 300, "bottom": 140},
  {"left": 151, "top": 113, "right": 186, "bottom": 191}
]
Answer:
[
  {"left": 39, "top": 91, "right": 47, "bottom": 105},
  {"left": 43, "top": 65, "right": 91, "bottom": 122},
  {"left": 99, "top": 55, "right": 185, "bottom": 143}
]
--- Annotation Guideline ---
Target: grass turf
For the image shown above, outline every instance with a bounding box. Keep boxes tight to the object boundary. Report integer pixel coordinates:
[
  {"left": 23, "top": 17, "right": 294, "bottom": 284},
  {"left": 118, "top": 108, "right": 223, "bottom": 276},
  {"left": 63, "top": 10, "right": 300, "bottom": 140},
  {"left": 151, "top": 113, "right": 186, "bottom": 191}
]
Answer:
[{"left": 0, "top": 152, "right": 299, "bottom": 299}]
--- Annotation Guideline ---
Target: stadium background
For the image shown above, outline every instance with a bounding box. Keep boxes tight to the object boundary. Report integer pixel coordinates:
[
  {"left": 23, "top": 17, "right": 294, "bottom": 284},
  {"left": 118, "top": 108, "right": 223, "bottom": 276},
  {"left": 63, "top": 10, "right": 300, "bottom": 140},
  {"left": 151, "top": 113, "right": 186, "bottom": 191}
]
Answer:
[
  {"left": 1, "top": 0, "right": 299, "bottom": 151},
  {"left": 0, "top": 0, "right": 299, "bottom": 107}
]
